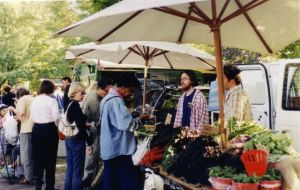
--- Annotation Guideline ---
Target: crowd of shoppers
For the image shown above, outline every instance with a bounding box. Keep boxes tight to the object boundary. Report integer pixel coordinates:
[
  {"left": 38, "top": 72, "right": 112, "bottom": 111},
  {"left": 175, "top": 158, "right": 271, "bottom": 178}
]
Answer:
[{"left": 0, "top": 65, "right": 252, "bottom": 190}]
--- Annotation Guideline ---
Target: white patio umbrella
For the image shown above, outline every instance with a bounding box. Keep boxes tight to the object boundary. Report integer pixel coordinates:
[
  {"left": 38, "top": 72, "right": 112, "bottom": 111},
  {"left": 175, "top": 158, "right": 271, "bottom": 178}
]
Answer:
[
  {"left": 55, "top": 0, "right": 300, "bottom": 148},
  {"left": 66, "top": 41, "right": 216, "bottom": 112}
]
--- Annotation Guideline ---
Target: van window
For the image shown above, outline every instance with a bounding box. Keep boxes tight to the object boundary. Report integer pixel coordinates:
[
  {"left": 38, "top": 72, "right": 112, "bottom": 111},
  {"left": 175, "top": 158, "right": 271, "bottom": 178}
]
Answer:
[
  {"left": 240, "top": 70, "right": 267, "bottom": 105},
  {"left": 282, "top": 64, "right": 300, "bottom": 110}
]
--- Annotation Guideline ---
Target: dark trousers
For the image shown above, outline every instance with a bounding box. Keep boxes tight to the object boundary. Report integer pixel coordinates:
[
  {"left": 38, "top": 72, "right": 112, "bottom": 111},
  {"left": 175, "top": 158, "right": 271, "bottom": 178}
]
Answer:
[
  {"left": 32, "top": 122, "right": 58, "bottom": 190},
  {"left": 82, "top": 127, "right": 102, "bottom": 187},
  {"left": 64, "top": 138, "right": 86, "bottom": 190},
  {"left": 103, "top": 155, "right": 143, "bottom": 190}
]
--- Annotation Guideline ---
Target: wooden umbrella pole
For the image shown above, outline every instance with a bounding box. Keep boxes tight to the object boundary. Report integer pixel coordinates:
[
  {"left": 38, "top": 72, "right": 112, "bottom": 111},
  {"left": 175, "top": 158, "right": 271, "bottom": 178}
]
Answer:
[
  {"left": 212, "top": 22, "right": 227, "bottom": 149},
  {"left": 142, "top": 60, "right": 149, "bottom": 114}
]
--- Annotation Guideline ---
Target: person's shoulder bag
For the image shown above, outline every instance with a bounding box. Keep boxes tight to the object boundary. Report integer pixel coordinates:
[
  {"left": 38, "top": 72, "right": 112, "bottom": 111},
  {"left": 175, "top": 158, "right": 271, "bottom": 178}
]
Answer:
[{"left": 58, "top": 101, "right": 79, "bottom": 137}]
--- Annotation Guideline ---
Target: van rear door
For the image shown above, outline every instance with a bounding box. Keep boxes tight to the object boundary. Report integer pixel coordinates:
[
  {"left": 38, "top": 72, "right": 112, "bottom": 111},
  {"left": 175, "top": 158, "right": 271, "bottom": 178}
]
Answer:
[
  {"left": 275, "top": 60, "right": 300, "bottom": 151},
  {"left": 237, "top": 64, "right": 272, "bottom": 129}
]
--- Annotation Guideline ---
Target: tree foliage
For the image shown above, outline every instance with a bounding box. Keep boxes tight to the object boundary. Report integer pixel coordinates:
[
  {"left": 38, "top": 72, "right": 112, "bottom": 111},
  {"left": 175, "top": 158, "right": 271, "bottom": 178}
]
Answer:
[
  {"left": 0, "top": 0, "right": 298, "bottom": 92},
  {"left": 277, "top": 40, "right": 300, "bottom": 59},
  {"left": 0, "top": 0, "right": 121, "bottom": 91},
  {"left": 0, "top": 1, "right": 85, "bottom": 90},
  {"left": 76, "top": 0, "right": 121, "bottom": 16}
]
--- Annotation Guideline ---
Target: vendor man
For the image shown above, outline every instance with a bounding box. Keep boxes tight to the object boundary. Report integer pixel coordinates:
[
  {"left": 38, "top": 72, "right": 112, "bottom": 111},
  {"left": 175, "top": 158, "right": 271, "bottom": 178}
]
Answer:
[
  {"left": 174, "top": 70, "right": 209, "bottom": 130},
  {"left": 224, "top": 64, "right": 252, "bottom": 122}
]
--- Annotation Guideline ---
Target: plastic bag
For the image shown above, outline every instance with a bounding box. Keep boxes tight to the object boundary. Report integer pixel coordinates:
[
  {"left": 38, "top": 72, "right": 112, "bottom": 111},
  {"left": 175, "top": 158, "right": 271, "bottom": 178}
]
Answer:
[
  {"left": 132, "top": 137, "right": 152, "bottom": 165},
  {"left": 143, "top": 168, "right": 164, "bottom": 190},
  {"left": 3, "top": 112, "right": 18, "bottom": 145},
  {"left": 0, "top": 165, "right": 14, "bottom": 178}
]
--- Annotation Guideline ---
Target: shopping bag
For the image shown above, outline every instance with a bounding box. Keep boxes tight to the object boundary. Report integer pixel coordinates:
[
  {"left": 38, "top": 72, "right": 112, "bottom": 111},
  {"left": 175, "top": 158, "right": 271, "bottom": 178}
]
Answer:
[
  {"left": 143, "top": 168, "right": 164, "bottom": 190},
  {"left": 132, "top": 137, "right": 152, "bottom": 165},
  {"left": 3, "top": 112, "right": 18, "bottom": 145}
]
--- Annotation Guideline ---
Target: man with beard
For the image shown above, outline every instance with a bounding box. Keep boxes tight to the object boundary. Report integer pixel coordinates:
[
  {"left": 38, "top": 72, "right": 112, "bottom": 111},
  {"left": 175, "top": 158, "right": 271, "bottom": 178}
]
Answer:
[{"left": 174, "top": 70, "right": 209, "bottom": 131}]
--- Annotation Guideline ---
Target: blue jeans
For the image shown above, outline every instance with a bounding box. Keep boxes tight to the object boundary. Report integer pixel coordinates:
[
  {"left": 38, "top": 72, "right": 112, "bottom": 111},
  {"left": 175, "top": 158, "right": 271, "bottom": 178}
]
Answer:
[{"left": 64, "top": 139, "right": 86, "bottom": 190}]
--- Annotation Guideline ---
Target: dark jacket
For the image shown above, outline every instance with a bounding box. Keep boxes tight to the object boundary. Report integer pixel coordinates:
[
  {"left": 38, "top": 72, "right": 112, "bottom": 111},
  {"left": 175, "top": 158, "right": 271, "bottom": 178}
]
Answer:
[
  {"left": 63, "top": 85, "right": 70, "bottom": 112},
  {"left": 67, "top": 100, "right": 93, "bottom": 146},
  {"left": 2, "top": 92, "right": 16, "bottom": 107}
]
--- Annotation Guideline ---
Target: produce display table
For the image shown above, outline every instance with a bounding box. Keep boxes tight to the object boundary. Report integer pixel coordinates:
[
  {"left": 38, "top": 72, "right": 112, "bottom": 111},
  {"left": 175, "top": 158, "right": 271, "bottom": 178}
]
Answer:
[{"left": 157, "top": 165, "right": 212, "bottom": 190}]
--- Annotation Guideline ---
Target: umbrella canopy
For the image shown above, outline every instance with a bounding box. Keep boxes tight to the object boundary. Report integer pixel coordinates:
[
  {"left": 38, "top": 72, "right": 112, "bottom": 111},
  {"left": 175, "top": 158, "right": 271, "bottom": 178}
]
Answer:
[
  {"left": 54, "top": 0, "right": 300, "bottom": 54},
  {"left": 66, "top": 41, "right": 216, "bottom": 112},
  {"left": 55, "top": 0, "right": 300, "bottom": 148},
  {"left": 66, "top": 41, "right": 216, "bottom": 71}
]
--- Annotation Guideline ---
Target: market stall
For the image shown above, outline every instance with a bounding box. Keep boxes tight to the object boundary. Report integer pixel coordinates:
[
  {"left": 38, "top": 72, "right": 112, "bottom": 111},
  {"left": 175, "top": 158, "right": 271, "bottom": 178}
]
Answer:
[{"left": 134, "top": 117, "right": 300, "bottom": 190}]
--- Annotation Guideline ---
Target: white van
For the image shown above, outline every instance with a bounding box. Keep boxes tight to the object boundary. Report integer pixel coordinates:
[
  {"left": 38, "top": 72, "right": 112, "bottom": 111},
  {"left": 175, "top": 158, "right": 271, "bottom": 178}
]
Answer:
[{"left": 237, "top": 59, "right": 300, "bottom": 151}]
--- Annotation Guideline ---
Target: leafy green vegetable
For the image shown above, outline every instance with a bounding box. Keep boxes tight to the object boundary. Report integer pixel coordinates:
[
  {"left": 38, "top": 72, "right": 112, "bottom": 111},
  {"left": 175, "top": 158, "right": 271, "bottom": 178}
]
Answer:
[
  {"left": 260, "top": 169, "right": 281, "bottom": 181},
  {"left": 232, "top": 173, "right": 260, "bottom": 183},
  {"left": 228, "top": 121, "right": 267, "bottom": 140},
  {"left": 244, "top": 132, "right": 292, "bottom": 155},
  {"left": 227, "top": 117, "right": 238, "bottom": 132},
  {"left": 209, "top": 166, "right": 237, "bottom": 178}
]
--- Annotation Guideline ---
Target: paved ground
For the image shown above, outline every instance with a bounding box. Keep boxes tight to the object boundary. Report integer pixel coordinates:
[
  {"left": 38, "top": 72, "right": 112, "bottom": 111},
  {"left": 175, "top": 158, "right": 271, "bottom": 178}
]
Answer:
[
  {"left": 0, "top": 172, "right": 65, "bottom": 190},
  {"left": 0, "top": 158, "right": 66, "bottom": 190}
]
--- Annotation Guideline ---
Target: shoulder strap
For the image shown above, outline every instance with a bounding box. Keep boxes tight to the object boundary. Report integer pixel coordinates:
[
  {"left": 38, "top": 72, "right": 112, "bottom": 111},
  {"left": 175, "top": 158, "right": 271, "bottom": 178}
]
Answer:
[
  {"left": 64, "top": 101, "right": 74, "bottom": 124},
  {"left": 100, "top": 96, "right": 120, "bottom": 120},
  {"left": 65, "top": 101, "right": 73, "bottom": 113}
]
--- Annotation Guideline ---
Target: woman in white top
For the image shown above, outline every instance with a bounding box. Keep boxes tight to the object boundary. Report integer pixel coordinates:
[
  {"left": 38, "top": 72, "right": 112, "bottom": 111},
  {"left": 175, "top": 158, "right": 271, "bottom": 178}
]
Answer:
[{"left": 30, "top": 80, "right": 61, "bottom": 190}]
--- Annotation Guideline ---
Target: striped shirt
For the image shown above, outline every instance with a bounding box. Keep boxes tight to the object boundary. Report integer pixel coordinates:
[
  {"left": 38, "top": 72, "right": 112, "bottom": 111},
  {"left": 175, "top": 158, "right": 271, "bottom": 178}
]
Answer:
[
  {"left": 224, "top": 85, "right": 252, "bottom": 123},
  {"left": 173, "top": 90, "right": 209, "bottom": 131}
]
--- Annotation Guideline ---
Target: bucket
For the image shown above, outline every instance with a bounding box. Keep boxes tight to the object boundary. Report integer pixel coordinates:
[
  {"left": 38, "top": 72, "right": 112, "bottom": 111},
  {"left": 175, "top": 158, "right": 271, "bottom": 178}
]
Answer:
[
  {"left": 209, "top": 177, "right": 232, "bottom": 190},
  {"left": 259, "top": 180, "right": 281, "bottom": 190},
  {"left": 232, "top": 182, "right": 259, "bottom": 190}
]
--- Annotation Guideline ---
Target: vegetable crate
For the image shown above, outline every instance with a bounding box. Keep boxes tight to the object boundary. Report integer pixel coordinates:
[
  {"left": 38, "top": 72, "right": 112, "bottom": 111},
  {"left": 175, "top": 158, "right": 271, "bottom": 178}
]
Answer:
[{"left": 241, "top": 150, "right": 268, "bottom": 177}]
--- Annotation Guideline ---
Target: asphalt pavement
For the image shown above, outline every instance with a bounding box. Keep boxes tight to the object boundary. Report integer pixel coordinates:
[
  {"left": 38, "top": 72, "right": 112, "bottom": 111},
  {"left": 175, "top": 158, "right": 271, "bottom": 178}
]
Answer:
[{"left": 0, "top": 158, "right": 66, "bottom": 190}]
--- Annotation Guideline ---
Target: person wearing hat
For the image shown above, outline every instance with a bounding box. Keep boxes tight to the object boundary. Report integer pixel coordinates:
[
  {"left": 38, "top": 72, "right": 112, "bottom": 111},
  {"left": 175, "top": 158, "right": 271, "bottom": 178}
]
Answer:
[
  {"left": 223, "top": 64, "right": 252, "bottom": 122},
  {"left": 100, "top": 73, "right": 149, "bottom": 190}
]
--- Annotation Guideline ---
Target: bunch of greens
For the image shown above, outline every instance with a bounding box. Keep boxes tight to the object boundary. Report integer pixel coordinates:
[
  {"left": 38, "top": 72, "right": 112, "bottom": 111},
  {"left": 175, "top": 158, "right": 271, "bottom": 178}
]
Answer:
[
  {"left": 228, "top": 120, "right": 267, "bottom": 140},
  {"left": 209, "top": 166, "right": 237, "bottom": 178},
  {"left": 227, "top": 117, "right": 238, "bottom": 132},
  {"left": 245, "top": 132, "right": 292, "bottom": 155},
  {"left": 260, "top": 169, "right": 281, "bottom": 181},
  {"left": 232, "top": 173, "right": 260, "bottom": 183}
]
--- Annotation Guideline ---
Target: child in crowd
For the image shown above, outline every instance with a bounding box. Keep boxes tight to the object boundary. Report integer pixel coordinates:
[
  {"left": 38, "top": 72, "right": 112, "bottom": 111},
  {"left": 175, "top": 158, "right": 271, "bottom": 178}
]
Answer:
[{"left": 0, "top": 104, "right": 8, "bottom": 168}]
